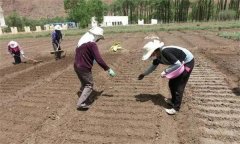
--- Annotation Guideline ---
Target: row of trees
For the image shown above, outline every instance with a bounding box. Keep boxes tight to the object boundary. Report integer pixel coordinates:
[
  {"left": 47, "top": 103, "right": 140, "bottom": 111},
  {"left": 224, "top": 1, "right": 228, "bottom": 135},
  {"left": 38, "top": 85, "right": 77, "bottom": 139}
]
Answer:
[
  {"left": 64, "top": 0, "right": 239, "bottom": 27},
  {"left": 4, "top": 12, "right": 66, "bottom": 32},
  {"left": 4, "top": 0, "right": 239, "bottom": 30},
  {"left": 108, "top": 0, "right": 239, "bottom": 23}
]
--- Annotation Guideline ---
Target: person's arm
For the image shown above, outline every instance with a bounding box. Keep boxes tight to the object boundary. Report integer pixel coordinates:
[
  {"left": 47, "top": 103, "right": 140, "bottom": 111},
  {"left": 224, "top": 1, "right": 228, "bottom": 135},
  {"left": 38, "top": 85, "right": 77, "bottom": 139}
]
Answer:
[
  {"left": 91, "top": 43, "right": 110, "bottom": 71},
  {"left": 138, "top": 59, "right": 159, "bottom": 80},
  {"left": 7, "top": 46, "right": 12, "bottom": 54},
  {"left": 17, "top": 45, "right": 25, "bottom": 56},
  {"left": 60, "top": 31, "right": 63, "bottom": 40}
]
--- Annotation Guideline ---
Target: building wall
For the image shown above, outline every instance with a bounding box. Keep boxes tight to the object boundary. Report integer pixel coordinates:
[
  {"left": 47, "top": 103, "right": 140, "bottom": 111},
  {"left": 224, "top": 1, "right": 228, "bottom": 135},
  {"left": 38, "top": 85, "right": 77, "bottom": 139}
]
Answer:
[
  {"left": 0, "top": 2, "right": 7, "bottom": 28},
  {"left": 101, "top": 16, "right": 128, "bottom": 27}
]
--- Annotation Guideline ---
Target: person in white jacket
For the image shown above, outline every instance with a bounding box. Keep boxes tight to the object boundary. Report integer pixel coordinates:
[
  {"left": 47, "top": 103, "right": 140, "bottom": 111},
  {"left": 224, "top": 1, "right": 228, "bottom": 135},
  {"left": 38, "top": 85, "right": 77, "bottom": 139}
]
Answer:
[
  {"left": 138, "top": 40, "right": 194, "bottom": 115},
  {"left": 7, "top": 41, "right": 25, "bottom": 64}
]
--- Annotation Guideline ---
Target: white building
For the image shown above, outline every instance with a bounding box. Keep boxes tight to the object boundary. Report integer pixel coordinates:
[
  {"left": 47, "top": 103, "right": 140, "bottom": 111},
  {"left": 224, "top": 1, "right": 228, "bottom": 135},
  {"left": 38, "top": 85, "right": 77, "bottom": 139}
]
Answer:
[
  {"left": 101, "top": 16, "right": 128, "bottom": 27},
  {"left": 0, "top": 2, "right": 7, "bottom": 28}
]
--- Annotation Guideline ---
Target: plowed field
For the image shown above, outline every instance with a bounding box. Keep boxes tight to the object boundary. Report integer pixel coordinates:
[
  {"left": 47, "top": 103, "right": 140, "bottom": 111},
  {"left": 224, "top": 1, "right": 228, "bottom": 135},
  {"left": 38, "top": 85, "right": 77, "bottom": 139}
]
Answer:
[{"left": 0, "top": 29, "right": 240, "bottom": 144}]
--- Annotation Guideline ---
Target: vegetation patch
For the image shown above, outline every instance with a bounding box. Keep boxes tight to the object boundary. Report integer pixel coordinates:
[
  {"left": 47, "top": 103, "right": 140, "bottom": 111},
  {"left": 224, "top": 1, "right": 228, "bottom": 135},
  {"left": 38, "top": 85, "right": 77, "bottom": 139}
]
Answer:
[{"left": 218, "top": 31, "right": 240, "bottom": 40}]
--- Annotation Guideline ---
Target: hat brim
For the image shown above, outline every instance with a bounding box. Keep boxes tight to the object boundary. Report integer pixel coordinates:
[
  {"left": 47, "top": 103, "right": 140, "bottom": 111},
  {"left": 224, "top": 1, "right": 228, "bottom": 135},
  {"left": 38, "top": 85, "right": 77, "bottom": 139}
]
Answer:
[
  {"left": 142, "top": 48, "right": 158, "bottom": 60},
  {"left": 9, "top": 42, "right": 18, "bottom": 48},
  {"left": 142, "top": 42, "right": 164, "bottom": 60}
]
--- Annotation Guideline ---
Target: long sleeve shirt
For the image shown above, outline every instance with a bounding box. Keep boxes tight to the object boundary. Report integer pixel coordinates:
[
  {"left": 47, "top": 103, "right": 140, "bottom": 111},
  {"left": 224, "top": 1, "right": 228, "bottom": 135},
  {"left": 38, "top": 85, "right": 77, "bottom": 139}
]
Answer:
[
  {"left": 51, "top": 30, "right": 62, "bottom": 43},
  {"left": 8, "top": 46, "right": 24, "bottom": 55},
  {"left": 143, "top": 46, "right": 193, "bottom": 75},
  {"left": 74, "top": 42, "right": 109, "bottom": 72}
]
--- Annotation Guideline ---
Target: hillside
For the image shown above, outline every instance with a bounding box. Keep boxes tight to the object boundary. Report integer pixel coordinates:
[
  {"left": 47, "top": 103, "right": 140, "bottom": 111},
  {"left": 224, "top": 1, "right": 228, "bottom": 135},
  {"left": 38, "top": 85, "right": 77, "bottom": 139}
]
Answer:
[{"left": 2, "top": 0, "right": 112, "bottom": 19}]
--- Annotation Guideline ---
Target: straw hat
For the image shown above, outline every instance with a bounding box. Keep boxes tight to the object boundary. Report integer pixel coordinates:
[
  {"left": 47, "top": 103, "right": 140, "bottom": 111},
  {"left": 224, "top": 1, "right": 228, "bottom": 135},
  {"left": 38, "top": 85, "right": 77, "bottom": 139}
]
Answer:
[
  {"left": 8, "top": 41, "right": 18, "bottom": 48},
  {"left": 142, "top": 40, "right": 164, "bottom": 60},
  {"left": 89, "top": 26, "right": 104, "bottom": 39}
]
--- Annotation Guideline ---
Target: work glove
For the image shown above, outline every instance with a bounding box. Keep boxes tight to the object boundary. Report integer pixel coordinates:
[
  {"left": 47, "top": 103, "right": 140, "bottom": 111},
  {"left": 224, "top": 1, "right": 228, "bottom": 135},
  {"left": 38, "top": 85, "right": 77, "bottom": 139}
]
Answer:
[
  {"left": 138, "top": 74, "right": 145, "bottom": 80},
  {"left": 22, "top": 54, "right": 26, "bottom": 58},
  {"left": 161, "top": 71, "right": 166, "bottom": 78},
  {"left": 108, "top": 68, "right": 116, "bottom": 77}
]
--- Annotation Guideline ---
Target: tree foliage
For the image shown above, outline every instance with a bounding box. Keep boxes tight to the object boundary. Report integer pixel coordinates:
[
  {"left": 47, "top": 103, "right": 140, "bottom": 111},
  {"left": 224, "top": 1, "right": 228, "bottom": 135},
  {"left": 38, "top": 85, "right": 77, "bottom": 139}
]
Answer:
[
  {"left": 64, "top": 0, "right": 106, "bottom": 28},
  {"left": 5, "top": 12, "right": 66, "bottom": 32}
]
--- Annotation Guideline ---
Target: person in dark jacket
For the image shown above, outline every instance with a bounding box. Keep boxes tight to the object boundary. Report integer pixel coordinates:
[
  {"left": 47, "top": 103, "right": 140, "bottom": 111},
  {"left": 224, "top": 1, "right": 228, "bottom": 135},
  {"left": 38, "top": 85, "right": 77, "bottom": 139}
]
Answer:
[
  {"left": 7, "top": 41, "right": 25, "bottom": 64},
  {"left": 74, "top": 26, "right": 116, "bottom": 110},
  {"left": 138, "top": 40, "right": 194, "bottom": 115},
  {"left": 51, "top": 25, "right": 63, "bottom": 60}
]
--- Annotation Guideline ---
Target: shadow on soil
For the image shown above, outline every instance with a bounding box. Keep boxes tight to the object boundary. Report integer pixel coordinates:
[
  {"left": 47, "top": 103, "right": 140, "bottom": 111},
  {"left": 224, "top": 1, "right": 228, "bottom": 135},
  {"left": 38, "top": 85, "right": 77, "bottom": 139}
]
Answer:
[
  {"left": 232, "top": 87, "right": 240, "bottom": 96},
  {"left": 135, "top": 94, "right": 171, "bottom": 108}
]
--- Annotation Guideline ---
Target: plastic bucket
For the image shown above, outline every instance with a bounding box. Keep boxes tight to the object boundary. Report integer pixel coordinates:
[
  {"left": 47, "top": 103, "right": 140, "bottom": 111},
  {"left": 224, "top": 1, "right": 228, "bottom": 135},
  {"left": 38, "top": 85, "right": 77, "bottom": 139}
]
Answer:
[{"left": 165, "top": 64, "right": 185, "bottom": 79}]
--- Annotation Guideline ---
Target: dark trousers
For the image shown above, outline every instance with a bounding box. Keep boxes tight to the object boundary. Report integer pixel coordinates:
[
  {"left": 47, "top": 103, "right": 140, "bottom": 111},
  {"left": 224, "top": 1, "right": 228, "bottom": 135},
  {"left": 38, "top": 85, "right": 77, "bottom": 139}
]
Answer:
[
  {"left": 169, "top": 59, "right": 194, "bottom": 111},
  {"left": 52, "top": 42, "right": 61, "bottom": 59},
  {"left": 13, "top": 51, "right": 21, "bottom": 64},
  {"left": 74, "top": 65, "right": 94, "bottom": 106}
]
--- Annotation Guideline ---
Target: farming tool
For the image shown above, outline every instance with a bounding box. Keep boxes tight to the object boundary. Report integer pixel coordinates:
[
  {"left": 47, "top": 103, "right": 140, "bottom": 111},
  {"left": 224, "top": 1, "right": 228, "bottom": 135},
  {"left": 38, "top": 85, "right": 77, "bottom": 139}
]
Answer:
[
  {"left": 14, "top": 54, "right": 42, "bottom": 64},
  {"left": 50, "top": 43, "right": 64, "bottom": 54},
  {"left": 22, "top": 55, "right": 42, "bottom": 63}
]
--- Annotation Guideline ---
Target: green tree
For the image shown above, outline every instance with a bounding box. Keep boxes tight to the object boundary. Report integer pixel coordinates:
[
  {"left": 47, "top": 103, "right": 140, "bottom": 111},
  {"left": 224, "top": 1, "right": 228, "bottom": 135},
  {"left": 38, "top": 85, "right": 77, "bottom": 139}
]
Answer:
[
  {"left": 64, "top": 0, "right": 106, "bottom": 28},
  {"left": 229, "top": 0, "right": 240, "bottom": 19},
  {"left": 5, "top": 12, "right": 24, "bottom": 31}
]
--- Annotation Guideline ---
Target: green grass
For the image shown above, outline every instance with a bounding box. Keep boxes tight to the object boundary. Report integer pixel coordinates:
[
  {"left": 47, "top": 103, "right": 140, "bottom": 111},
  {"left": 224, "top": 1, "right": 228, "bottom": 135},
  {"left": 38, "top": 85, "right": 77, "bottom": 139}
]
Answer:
[
  {"left": 218, "top": 31, "right": 240, "bottom": 40},
  {"left": 1, "top": 20, "right": 240, "bottom": 41}
]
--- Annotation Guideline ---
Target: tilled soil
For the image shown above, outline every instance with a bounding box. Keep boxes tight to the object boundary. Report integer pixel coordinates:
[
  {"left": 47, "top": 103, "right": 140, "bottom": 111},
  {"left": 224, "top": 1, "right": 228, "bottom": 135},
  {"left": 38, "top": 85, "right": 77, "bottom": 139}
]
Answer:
[{"left": 0, "top": 30, "right": 239, "bottom": 144}]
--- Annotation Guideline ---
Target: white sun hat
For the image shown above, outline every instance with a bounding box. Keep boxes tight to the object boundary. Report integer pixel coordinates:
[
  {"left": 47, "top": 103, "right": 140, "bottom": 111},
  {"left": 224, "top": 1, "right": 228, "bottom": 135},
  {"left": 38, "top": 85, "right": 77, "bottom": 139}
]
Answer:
[
  {"left": 8, "top": 41, "right": 18, "bottom": 48},
  {"left": 142, "top": 40, "right": 164, "bottom": 60},
  {"left": 89, "top": 26, "right": 104, "bottom": 39},
  {"left": 54, "top": 25, "right": 62, "bottom": 30}
]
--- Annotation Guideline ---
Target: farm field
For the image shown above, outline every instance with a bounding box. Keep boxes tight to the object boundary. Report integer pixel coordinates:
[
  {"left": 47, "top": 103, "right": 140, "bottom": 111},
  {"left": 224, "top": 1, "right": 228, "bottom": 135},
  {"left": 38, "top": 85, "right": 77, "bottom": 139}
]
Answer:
[{"left": 0, "top": 29, "right": 240, "bottom": 144}]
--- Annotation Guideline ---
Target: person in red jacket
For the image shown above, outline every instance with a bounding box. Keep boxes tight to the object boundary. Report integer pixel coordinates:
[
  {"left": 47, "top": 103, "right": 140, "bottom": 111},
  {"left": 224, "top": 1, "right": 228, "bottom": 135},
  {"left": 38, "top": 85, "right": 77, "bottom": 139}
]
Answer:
[
  {"left": 8, "top": 41, "right": 25, "bottom": 64},
  {"left": 74, "top": 26, "right": 116, "bottom": 110}
]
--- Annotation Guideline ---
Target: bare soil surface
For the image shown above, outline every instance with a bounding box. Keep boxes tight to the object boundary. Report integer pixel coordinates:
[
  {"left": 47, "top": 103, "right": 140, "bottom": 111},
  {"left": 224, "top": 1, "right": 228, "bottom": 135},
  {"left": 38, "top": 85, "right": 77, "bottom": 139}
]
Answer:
[{"left": 0, "top": 30, "right": 240, "bottom": 144}]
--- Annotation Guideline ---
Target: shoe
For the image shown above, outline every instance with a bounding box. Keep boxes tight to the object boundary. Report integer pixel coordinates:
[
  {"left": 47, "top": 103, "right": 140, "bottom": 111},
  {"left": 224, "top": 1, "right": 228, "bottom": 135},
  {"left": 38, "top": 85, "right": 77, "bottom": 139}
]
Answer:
[
  {"left": 165, "top": 108, "right": 177, "bottom": 115},
  {"left": 77, "top": 103, "right": 90, "bottom": 111},
  {"left": 164, "top": 98, "right": 174, "bottom": 106}
]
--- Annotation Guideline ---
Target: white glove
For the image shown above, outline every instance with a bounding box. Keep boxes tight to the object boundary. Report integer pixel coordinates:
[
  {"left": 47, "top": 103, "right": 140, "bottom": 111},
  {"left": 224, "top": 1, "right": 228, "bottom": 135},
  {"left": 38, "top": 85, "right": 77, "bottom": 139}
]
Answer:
[
  {"left": 108, "top": 68, "right": 116, "bottom": 77},
  {"left": 22, "top": 54, "right": 26, "bottom": 58},
  {"left": 161, "top": 71, "right": 166, "bottom": 78}
]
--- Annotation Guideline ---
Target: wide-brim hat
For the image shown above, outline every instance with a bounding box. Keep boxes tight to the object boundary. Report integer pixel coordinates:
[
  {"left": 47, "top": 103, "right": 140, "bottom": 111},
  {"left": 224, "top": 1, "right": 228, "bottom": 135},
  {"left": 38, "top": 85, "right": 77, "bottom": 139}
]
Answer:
[
  {"left": 89, "top": 26, "right": 104, "bottom": 39},
  {"left": 142, "top": 40, "right": 164, "bottom": 60},
  {"left": 54, "top": 25, "right": 62, "bottom": 30},
  {"left": 8, "top": 41, "right": 18, "bottom": 48}
]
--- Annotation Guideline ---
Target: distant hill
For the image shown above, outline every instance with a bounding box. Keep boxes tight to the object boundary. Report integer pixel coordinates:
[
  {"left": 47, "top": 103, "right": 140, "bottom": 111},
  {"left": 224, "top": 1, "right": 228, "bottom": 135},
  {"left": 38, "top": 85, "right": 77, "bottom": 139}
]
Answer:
[{"left": 2, "top": 0, "right": 112, "bottom": 19}]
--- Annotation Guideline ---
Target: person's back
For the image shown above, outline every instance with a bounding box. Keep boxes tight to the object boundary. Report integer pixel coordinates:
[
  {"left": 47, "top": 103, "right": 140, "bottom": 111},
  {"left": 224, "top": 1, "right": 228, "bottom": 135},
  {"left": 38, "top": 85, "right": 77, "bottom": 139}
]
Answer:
[
  {"left": 74, "top": 41, "right": 109, "bottom": 72},
  {"left": 51, "top": 30, "right": 62, "bottom": 43}
]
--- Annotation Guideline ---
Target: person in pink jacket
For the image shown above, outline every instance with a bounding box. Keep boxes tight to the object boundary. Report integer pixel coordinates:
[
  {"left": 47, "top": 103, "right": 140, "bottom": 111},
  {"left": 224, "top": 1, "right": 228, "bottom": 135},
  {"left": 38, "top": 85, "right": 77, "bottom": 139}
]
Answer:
[{"left": 8, "top": 41, "right": 25, "bottom": 64}]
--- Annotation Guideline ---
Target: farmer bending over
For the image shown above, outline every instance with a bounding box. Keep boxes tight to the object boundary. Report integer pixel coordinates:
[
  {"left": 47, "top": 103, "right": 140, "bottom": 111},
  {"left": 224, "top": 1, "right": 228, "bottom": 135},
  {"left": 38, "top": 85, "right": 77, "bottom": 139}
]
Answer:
[
  {"left": 74, "top": 26, "right": 116, "bottom": 110},
  {"left": 51, "top": 25, "right": 63, "bottom": 60},
  {"left": 7, "top": 41, "right": 25, "bottom": 64},
  {"left": 138, "top": 40, "right": 194, "bottom": 115}
]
